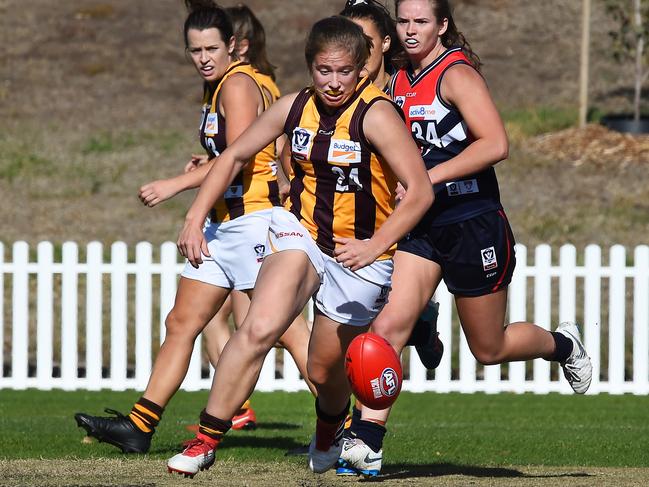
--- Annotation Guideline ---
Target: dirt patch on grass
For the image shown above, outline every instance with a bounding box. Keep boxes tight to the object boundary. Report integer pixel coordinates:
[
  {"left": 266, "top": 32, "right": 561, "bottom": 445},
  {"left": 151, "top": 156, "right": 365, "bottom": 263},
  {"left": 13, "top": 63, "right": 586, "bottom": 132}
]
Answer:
[
  {"left": 0, "top": 459, "right": 646, "bottom": 487},
  {"left": 530, "top": 125, "right": 649, "bottom": 167}
]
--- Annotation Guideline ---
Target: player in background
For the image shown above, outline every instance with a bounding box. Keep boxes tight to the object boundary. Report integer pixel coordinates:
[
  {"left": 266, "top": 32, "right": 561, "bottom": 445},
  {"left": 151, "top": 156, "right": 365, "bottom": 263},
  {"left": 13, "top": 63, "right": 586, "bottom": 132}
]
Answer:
[
  {"left": 165, "top": 15, "right": 433, "bottom": 477},
  {"left": 180, "top": 2, "right": 305, "bottom": 433},
  {"left": 75, "top": 2, "right": 313, "bottom": 454},
  {"left": 337, "top": 0, "right": 593, "bottom": 478}
]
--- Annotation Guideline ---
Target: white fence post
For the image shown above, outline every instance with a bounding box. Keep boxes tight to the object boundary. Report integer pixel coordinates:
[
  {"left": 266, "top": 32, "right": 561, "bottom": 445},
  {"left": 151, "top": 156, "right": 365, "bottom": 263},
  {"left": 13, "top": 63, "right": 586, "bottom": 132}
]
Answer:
[
  {"left": 36, "top": 242, "right": 54, "bottom": 389},
  {"left": 508, "top": 244, "right": 527, "bottom": 392},
  {"left": 61, "top": 242, "right": 79, "bottom": 390},
  {"left": 584, "top": 244, "right": 602, "bottom": 393},
  {"left": 633, "top": 246, "right": 649, "bottom": 394},
  {"left": 85, "top": 242, "right": 103, "bottom": 390},
  {"left": 532, "top": 245, "right": 552, "bottom": 393},
  {"left": 558, "top": 244, "right": 577, "bottom": 393},
  {"left": 159, "top": 242, "right": 178, "bottom": 346},
  {"left": 431, "top": 282, "right": 453, "bottom": 393},
  {"left": 110, "top": 242, "right": 128, "bottom": 391},
  {"left": 135, "top": 243, "right": 153, "bottom": 390},
  {"left": 12, "top": 242, "right": 29, "bottom": 390},
  {"left": 608, "top": 245, "right": 627, "bottom": 393}
]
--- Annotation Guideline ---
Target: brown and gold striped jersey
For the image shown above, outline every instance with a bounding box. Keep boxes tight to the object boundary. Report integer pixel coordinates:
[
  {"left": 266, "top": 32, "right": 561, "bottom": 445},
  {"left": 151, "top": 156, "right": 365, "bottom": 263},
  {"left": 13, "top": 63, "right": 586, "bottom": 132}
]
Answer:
[
  {"left": 199, "top": 61, "right": 280, "bottom": 223},
  {"left": 283, "top": 77, "right": 399, "bottom": 260}
]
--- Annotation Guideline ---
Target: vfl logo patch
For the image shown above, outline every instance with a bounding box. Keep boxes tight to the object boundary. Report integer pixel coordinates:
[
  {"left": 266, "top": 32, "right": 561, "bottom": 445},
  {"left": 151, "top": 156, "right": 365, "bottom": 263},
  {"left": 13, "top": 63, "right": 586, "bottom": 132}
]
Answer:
[
  {"left": 328, "top": 139, "right": 361, "bottom": 164},
  {"left": 393, "top": 96, "right": 406, "bottom": 108},
  {"left": 370, "top": 368, "right": 400, "bottom": 399},
  {"left": 224, "top": 185, "right": 243, "bottom": 199},
  {"left": 291, "top": 127, "right": 314, "bottom": 159},
  {"left": 205, "top": 112, "right": 219, "bottom": 136},
  {"left": 446, "top": 178, "right": 479, "bottom": 197},
  {"left": 254, "top": 244, "right": 265, "bottom": 263},
  {"left": 481, "top": 246, "right": 498, "bottom": 271}
]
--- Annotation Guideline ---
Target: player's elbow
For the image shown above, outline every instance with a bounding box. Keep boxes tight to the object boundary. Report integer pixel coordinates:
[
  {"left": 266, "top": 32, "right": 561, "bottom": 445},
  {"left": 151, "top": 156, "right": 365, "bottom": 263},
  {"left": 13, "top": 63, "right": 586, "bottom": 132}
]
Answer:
[{"left": 492, "top": 136, "right": 509, "bottom": 162}]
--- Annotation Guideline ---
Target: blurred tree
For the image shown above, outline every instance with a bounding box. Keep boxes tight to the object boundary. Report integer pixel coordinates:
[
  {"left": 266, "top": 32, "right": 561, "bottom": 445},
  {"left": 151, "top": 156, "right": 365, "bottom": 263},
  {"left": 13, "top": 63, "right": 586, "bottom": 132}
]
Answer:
[{"left": 606, "top": 0, "right": 649, "bottom": 121}]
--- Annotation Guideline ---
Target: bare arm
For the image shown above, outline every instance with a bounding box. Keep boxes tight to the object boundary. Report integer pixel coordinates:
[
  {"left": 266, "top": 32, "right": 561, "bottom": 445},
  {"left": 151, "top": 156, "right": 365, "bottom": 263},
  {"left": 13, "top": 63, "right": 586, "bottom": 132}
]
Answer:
[
  {"left": 139, "top": 159, "right": 215, "bottom": 207},
  {"left": 178, "top": 93, "right": 298, "bottom": 266},
  {"left": 427, "top": 64, "right": 508, "bottom": 185},
  {"left": 334, "top": 100, "right": 434, "bottom": 270}
]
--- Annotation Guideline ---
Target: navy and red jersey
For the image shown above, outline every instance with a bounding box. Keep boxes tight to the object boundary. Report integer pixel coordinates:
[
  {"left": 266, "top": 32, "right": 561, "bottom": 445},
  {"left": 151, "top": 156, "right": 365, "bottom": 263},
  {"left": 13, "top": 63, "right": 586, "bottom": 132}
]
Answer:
[{"left": 389, "top": 47, "right": 502, "bottom": 226}]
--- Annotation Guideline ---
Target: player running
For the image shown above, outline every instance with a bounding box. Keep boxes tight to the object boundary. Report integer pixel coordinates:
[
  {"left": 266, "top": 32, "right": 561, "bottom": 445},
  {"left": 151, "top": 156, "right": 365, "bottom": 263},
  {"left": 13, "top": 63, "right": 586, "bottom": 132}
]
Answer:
[
  {"left": 337, "top": 0, "right": 593, "bottom": 477},
  {"left": 75, "top": 2, "right": 312, "bottom": 453},
  {"left": 165, "top": 15, "right": 433, "bottom": 477}
]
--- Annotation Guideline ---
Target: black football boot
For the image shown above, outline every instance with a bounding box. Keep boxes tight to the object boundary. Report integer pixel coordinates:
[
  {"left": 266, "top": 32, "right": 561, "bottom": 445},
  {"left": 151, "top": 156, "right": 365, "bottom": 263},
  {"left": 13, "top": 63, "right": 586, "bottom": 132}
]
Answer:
[
  {"left": 408, "top": 301, "right": 444, "bottom": 370},
  {"left": 75, "top": 408, "right": 153, "bottom": 453}
]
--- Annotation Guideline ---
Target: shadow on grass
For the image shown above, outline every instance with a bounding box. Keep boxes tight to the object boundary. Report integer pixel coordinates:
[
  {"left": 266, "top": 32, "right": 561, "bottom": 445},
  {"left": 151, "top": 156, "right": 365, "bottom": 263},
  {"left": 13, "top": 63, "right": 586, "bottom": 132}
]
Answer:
[
  {"left": 150, "top": 435, "right": 307, "bottom": 455},
  {"left": 252, "top": 422, "right": 302, "bottom": 430},
  {"left": 371, "top": 463, "right": 593, "bottom": 481}
]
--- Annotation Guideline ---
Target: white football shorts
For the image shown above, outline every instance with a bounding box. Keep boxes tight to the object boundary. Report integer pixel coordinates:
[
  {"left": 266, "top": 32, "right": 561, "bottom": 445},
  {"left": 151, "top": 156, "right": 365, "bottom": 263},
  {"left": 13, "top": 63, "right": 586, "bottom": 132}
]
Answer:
[
  {"left": 265, "top": 207, "right": 393, "bottom": 326},
  {"left": 181, "top": 208, "right": 273, "bottom": 291}
]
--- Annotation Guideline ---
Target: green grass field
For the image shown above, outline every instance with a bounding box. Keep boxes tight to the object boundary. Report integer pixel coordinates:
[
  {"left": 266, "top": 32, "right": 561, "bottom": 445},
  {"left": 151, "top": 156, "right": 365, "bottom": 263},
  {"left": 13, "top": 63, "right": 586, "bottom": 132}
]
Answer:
[
  {"left": 2, "top": 389, "right": 648, "bottom": 465},
  {"left": 0, "top": 390, "right": 648, "bottom": 486}
]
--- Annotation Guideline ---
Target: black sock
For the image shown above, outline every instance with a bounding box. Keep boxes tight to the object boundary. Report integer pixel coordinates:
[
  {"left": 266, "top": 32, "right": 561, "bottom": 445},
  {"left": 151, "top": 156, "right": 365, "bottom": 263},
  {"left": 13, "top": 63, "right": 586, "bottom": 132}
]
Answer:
[
  {"left": 353, "top": 419, "right": 386, "bottom": 453},
  {"left": 198, "top": 409, "right": 232, "bottom": 442},
  {"left": 315, "top": 398, "right": 350, "bottom": 424},
  {"left": 549, "top": 332, "right": 573, "bottom": 362}
]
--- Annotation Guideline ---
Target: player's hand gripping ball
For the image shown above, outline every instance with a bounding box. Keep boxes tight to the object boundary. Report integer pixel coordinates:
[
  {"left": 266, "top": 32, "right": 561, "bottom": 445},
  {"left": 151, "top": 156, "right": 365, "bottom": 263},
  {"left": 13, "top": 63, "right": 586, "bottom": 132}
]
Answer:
[{"left": 345, "top": 333, "right": 402, "bottom": 410}]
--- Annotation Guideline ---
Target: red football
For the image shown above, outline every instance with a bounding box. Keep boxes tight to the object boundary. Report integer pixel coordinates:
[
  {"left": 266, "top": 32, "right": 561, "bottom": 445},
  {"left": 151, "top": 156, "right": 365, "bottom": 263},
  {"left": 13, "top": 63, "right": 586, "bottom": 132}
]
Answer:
[{"left": 345, "top": 332, "right": 403, "bottom": 410}]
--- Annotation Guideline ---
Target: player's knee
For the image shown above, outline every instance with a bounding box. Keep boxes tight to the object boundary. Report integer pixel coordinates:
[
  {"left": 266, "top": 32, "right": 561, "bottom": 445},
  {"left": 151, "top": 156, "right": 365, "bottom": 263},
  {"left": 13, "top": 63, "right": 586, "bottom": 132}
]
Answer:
[
  {"left": 164, "top": 308, "right": 203, "bottom": 339},
  {"left": 472, "top": 346, "right": 505, "bottom": 366},
  {"left": 371, "top": 315, "right": 410, "bottom": 352},
  {"left": 238, "top": 317, "right": 280, "bottom": 354},
  {"left": 306, "top": 359, "right": 330, "bottom": 389}
]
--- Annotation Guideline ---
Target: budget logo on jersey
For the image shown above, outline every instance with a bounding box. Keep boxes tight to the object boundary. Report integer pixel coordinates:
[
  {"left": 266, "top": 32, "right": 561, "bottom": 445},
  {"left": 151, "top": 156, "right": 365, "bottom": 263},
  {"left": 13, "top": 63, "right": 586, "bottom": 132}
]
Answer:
[
  {"left": 409, "top": 104, "right": 436, "bottom": 120},
  {"left": 394, "top": 96, "right": 406, "bottom": 108},
  {"left": 481, "top": 246, "right": 497, "bottom": 271},
  {"left": 328, "top": 139, "right": 361, "bottom": 164},
  {"left": 292, "top": 127, "right": 314, "bottom": 159},
  {"left": 205, "top": 112, "right": 219, "bottom": 135}
]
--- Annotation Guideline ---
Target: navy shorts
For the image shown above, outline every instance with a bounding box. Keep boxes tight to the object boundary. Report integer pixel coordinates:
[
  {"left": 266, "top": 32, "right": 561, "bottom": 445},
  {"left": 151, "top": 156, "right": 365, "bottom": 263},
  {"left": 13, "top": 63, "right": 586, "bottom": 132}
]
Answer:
[{"left": 398, "top": 209, "right": 516, "bottom": 297}]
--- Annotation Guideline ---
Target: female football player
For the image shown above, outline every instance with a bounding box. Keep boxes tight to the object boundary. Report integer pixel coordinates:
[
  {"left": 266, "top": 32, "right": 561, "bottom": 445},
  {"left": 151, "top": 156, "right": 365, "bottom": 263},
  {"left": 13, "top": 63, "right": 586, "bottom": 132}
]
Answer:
[
  {"left": 166, "top": 15, "right": 433, "bottom": 477},
  {"left": 75, "top": 2, "right": 312, "bottom": 453},
  {"left": 339, "top": 0, "right": 593, "bottom": 477}
]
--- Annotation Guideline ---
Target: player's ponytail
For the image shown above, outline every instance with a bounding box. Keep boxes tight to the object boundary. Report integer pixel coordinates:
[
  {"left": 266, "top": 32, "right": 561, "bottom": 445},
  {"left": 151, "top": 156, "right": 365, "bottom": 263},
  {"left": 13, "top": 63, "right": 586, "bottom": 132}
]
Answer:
[
  {"left": 340, "top": 0, "right": 407, "bottom": 73},
  {"left": 225, "top": 4, "right": 277, "bottom": 81}
]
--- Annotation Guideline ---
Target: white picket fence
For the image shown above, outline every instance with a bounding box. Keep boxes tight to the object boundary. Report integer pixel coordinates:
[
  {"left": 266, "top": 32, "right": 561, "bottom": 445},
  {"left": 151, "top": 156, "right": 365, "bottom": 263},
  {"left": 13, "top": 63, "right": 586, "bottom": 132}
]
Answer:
[{"left": 0, "top": 241, "right": 647, "bottom": 395}]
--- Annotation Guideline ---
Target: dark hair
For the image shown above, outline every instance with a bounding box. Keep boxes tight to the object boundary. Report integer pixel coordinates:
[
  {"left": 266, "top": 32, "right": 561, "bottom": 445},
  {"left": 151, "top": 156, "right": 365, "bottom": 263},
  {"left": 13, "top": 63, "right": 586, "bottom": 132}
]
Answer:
[
  {"left": 225, "top": 4, "right": 276, "bottom": 80},
  {"left": 395, "top": 0, "right": 481, "bottom": 70},
  {"left": 183, "top": 1, "right": 234, "bottom": 50},
  {"left": 305, "top": 16, "right": 371, "bottom": 71},
  {"left": 340, "top": 0, "right": 407, "bottom": 73}
]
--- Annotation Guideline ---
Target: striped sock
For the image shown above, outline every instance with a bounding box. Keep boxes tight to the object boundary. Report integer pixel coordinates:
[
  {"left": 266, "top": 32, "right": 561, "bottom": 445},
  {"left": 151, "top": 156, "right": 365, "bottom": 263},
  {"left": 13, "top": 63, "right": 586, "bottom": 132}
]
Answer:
[
  {"left": 198, "top": 409, "right": 232, "bottom": 444},
  {"left": 128, "top": 397, "right": 164, "bottom": 433}
]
